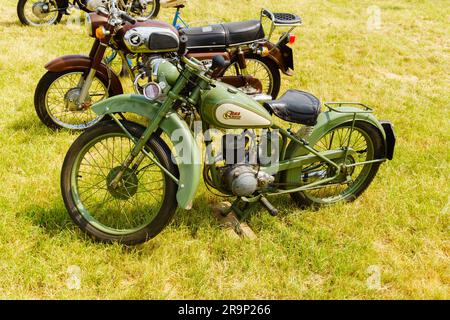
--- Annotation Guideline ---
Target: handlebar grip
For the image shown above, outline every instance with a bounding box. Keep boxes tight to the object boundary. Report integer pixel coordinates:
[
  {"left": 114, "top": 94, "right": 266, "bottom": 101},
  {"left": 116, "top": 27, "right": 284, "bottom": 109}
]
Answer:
[
  {"left": 262, "top": 8, "right": 274, "bottom": 21},
  {"left": 96, "top": 7, "right": 109, "bottom": 17},
  {"left": 120, "top": 12, "right": 136, "bottom": 25}
]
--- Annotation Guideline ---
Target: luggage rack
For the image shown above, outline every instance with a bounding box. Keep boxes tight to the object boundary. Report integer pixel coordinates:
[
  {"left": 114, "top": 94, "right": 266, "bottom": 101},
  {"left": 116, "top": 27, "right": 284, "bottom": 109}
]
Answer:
[
  {"left": 324, "top": 102, "right": 374, "bottom": 113},
  {"left": 261, "top": 8, "right": 302, "bottom": 45},
  {"left": 322, "top": 102, "right": 391, "bottom": 165}
]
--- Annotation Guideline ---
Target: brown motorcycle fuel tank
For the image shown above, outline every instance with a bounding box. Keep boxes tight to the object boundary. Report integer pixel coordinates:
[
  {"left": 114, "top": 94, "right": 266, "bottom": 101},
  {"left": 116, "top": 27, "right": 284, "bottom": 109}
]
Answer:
[
  {"left": 115, "top": 20, "right": 180, "bottom": 54},
  {"left": 86, "top": 13, "right": 179, "bottom": 54}
]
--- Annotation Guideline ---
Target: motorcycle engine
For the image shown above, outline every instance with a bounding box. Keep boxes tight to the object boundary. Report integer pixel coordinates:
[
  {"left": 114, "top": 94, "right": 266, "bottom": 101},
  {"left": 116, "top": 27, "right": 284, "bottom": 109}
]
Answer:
[
  {"left": 85, "top": 0, "right": 108, "bottom": 11},
  {"left": 219, "top": 134, "right": 274, "bottom": 197},
  {"left": 221, "top": 165, "right": 274, "bottom": 197}
]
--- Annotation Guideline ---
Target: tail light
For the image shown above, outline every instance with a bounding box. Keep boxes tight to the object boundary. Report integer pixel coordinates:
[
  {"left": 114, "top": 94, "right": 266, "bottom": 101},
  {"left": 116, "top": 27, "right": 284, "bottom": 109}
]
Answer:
[{"left": 288, "top": 33, "right": 296, "bottom": 45}]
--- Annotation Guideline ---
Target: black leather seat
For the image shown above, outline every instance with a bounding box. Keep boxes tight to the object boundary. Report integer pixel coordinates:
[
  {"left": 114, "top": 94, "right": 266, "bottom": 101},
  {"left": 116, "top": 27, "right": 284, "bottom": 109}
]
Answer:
[
  {"left": 185, "top": 24, "right": 226, "bottom": 48},
  {"left": 264, "top": 90, "right": 321, "bottom": 126},
  {"left": 185, "top": 20, "right": 265, "bottom": 49},
  {"left": 223, "top": 20, "right": 265, "bottom": 45}
]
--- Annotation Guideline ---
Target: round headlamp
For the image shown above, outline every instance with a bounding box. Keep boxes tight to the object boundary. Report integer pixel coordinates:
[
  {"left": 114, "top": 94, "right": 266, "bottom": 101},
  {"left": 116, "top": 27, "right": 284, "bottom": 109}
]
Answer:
[{"left": 143, "top": 82, "right": 163, "bottom": 101}]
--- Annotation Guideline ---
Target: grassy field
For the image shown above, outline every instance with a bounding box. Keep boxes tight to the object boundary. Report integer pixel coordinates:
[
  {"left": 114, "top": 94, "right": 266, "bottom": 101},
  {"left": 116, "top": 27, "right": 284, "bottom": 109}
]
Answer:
[{"left": 0, "top": 0, "right": 448, "bottom": 299}]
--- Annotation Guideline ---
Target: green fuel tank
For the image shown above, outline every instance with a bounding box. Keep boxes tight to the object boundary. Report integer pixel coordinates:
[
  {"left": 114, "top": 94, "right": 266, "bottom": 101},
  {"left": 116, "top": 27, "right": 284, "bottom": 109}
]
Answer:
[{"left": 200, "top": 82, "right": 273, "bottom": 129}]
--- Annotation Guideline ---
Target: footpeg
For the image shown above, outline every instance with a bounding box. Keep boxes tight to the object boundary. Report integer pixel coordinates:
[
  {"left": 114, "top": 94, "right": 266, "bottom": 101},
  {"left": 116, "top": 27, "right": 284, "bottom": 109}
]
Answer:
[{"left": 260, "top": 196, "right": 278, "bottom": 216}]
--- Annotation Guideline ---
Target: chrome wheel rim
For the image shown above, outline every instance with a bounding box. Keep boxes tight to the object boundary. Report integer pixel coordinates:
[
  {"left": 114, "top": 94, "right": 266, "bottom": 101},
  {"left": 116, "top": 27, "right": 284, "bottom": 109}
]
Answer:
[
  {"left": 223, "top": 58, "right": 274, "bottom": 96},
  {"left": 45, "top": 72, "right": 107, "bottom": 130},
  {"left": 24, "top": 1, "right": 59, "bottom": 26},
  {"left": 130, "top": 0, "right": 157, "bottom": 20},
  {"left": 71, "top": 132, "right": 166, "bottom": 234},
  {"left": 301, "top": 125, "right": 374, "bottom": 204}
]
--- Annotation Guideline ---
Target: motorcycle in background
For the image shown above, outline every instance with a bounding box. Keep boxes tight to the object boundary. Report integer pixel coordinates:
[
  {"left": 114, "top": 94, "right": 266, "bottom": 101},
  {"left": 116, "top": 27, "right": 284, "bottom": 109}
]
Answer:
[
  {"left": 17, "top": 0, "right": 160, "bottom": 26},
  {"left": 34, "top": 4, "right": 301, "bottom": 130},
  {"left": 60, "top": 32, "right": 396, "bottom": 244}
]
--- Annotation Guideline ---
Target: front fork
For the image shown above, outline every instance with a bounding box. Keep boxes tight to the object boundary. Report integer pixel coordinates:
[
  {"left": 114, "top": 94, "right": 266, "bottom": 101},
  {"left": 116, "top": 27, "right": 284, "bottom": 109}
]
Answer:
[
  {"left": 108, "top": 68, "right": 191, "bottom": 189},
  {"left": 77, "top": 40, "right": 108, "bottom": 106}
]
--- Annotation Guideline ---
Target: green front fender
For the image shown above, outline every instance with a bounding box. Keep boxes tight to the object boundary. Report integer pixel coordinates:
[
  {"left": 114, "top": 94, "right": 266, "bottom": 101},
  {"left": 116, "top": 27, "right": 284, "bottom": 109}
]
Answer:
[
  {"left": 92, "top": 94, "right": 201, "bottom": 210},
  {"left": 283, "top": 107, "right": 386, "bottom": 183}
]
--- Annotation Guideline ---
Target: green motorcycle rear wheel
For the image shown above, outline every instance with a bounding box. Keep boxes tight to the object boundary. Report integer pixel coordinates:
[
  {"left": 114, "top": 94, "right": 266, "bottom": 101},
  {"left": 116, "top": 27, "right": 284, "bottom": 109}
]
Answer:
[{"left": 289, "top": 121, "right": 385, "bottom": 208}]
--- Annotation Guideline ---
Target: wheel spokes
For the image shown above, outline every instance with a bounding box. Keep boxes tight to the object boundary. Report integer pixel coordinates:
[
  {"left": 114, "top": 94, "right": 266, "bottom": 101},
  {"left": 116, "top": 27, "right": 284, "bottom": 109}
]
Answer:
[
  {"left": 302, "top": 126, "right": 373, "bottom": 202},
  {"left": 45, "top": 72, "right": 107, "bottom": 129},
  {"left": 224, "top": 59, "right": 273, "bottom": 95},
  {"left": 23, "top": 1, "right": 59, "bottom": 26},
  {"left": 74, "top": 134, "right": 166, "bottom": 232}
]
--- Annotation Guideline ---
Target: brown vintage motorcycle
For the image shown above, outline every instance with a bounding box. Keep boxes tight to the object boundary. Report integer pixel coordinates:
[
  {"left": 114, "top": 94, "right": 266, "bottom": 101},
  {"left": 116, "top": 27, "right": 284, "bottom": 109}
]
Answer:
[{"left": 34, "top": 4, "right": 301, "bottom": 130}]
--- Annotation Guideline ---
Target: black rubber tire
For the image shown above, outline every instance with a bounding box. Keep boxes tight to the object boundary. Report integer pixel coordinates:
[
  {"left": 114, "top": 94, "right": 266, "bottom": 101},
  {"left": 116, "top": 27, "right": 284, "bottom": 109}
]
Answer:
[
  {"left": 34, "top": 70, "right": 115, "bottom": 130},
  {"left": 149, "top": 0, "right": 160, "bottom": 19},
  {"left": 127, "top": 0, "right": 160, "bottom": 19},
  {"left": 290, "top": 121, "right": 385, "bottom": 208},
  {"left": 17, "top": 0, "right": 63, "bottom": 26},
  {"left": 221, "top": 54, "right": 281, "bottom": 99},
  {"left": 61, "top": 120, "right": 179, "bottom": 245}
]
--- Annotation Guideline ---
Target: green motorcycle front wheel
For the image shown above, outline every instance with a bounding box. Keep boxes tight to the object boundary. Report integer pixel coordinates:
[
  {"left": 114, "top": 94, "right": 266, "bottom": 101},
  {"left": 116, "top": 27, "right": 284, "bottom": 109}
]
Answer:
[{"left": 61, "top": 121, "right": 179, "bottom": 245}]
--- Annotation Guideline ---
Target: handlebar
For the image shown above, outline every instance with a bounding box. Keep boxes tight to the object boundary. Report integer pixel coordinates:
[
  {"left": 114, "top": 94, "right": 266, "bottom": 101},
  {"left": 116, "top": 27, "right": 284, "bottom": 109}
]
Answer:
[
  {"left": 181, "top": 56, "right": 203, "bottom": 72},
  {"left": 120, "top": 12, "right": 137, "bottom": 25},
  {"left": 96, "top": 6, "right": 109, "bottom": 17},
  {"left": 106, "top": 0, "right": 136, "bottom": 26},
  {"left": 262, "top": 9, "right": 275, "bottom": 21}
]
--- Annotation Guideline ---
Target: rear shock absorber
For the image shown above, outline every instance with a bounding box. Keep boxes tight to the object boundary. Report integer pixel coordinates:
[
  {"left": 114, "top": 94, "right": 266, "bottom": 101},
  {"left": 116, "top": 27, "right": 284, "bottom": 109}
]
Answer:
[{"left": 237, "top": 47, "right": 248, "bottom": 75}]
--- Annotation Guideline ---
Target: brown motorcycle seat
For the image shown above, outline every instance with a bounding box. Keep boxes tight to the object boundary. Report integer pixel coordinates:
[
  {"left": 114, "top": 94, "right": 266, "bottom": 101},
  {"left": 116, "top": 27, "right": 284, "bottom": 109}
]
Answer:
[{"left": 184, "top": 20, "right": 265, "bottom": 49}]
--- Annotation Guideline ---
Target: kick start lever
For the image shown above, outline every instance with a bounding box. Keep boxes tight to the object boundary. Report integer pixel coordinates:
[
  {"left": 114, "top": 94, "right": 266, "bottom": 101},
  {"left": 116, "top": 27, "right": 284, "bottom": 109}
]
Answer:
[{"left": 259, "top": 196, "right": 278, "bottom": 216}]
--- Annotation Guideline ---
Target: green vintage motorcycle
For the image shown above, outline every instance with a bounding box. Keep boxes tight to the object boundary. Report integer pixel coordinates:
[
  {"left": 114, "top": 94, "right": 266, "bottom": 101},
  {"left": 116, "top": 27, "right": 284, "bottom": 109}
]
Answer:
[{"left": 61, "top": 53, "right": 395, "bottom": 244}]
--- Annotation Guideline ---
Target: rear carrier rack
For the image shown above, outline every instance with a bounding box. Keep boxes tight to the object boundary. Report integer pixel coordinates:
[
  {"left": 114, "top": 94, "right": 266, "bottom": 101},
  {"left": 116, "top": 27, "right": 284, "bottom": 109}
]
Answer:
[
  {"left": 261, "top": 8, "right": 302, "bottom": 45},
  {"left": 324, "top": 102, "right": 374, "bottom": 114},
  {"left": 322, "top": 102, "right": 389, "bottom": 165},
  {"left": 323, "top": 102, "right": 394, "bottom": 161}
]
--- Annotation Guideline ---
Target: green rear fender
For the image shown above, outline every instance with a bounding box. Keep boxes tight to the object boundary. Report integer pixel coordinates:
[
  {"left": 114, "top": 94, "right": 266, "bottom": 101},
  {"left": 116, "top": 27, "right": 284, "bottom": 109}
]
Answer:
[
  {"left": 283, "top": 107, "right": 387, "bottom": 183},
  {"left": 92, "top": 94, "right": 201, "bottom": 210}
]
